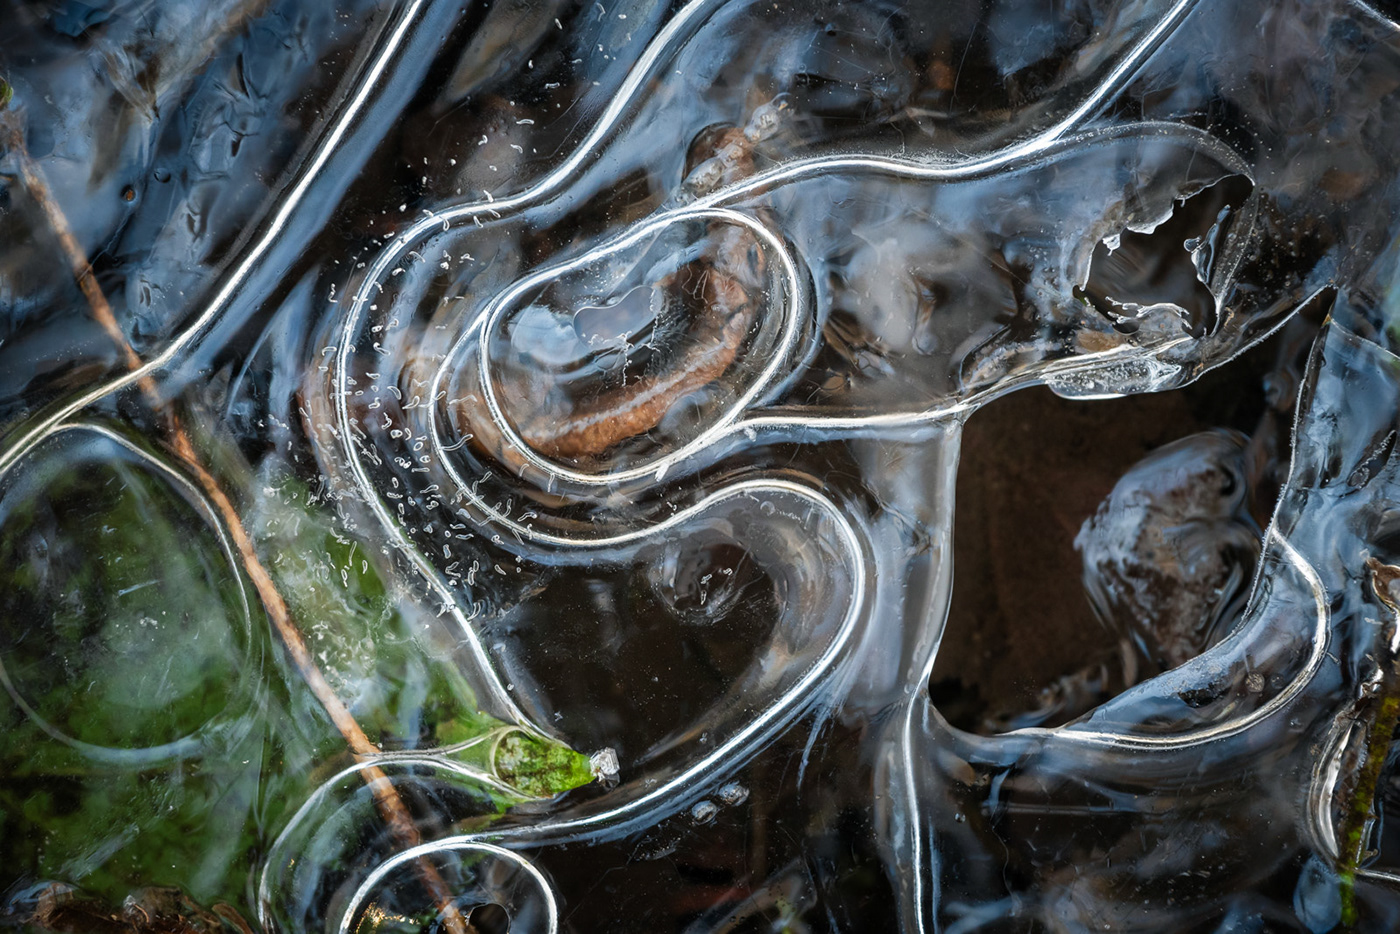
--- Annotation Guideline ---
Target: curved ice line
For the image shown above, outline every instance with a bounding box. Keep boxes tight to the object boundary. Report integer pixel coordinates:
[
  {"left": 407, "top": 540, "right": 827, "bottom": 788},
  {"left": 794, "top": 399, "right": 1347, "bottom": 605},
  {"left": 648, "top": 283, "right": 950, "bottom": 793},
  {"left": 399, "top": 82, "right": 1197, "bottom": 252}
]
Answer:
[
  {"left": 1310, "top": 687, "right": 1400, "bottom": 887},
  {"left": 436, "top": 470, "right": 854, "bottom": 566},
  {"left": 314, "top": 395, "right": 532, "bottom": 727},
  {"left": 717, "top": 335, "right": 1195, "bottom": 434},
  {"left": 413, "top": 481, "right": 864, "bottom": 836},
  {"left": 256, "top": 755, "right": 523, "bottom": 931},
  {"left": 261, "top": 480, "right": 866, "bottom": 930},
  {"left": 1004, "top": 531, "right": 1328, "bottom": 750},
  {"left": 328, "top": 0, "right": 751, "bottom": 723},
  {"left": 343, "top": 0, "right": 1199, "bottom": 292},
  {"left": 407, "top": 119, "right": 1244, "bottom": 545},
  {"left": 265, "top": 482, "right": 866, "bottom": 852},
  {"left": 428, "top": 119, "right": 1246, "bottom": 500},
  {"left": 1351, "top": 0, "right": 1400, "bottom": 32},
  {"left": 1313, "top": 726, "right": 1400, "bottom": 888},
  {"left": 342, "top": 841, "right": 559, "bottom": 934},
  {"left": 1012, "top": 315, "right": 1332, "bottom": 747},
  {"left": 337, "top": 0, "right": 1207, "bottom": 501},
  {"left": 432, "top": 208, "right": 801, "bottom": 489},
  {"left": 686, "top": 110, "right": 1222, "bottom": 212},
  {"left": 0, "top": 422, "right": 257, "bottom": 766},
  {"left": 894, "top": 533, "right": 1327, "bottom": 930},
  {"left": 319, "top": 0, "right": 1201, "bottom": 919},
  {"left": 329, "top": 0, "right": 1194, "bottom": 714},
  {"left": 433, "top": 330, "right": 1192, "bottom": 549},
  {"left": 897, "top": 304, "right": 1325, "bottom": 933},
  {"left": 308, "top": 482, "right": 863, "bottom": 817},
  {"left": 0, "top": 0, "right": 429, "bottom": 477},
  {"left": 1308, "top": 716, "right": 1354, "bottom": 863}
]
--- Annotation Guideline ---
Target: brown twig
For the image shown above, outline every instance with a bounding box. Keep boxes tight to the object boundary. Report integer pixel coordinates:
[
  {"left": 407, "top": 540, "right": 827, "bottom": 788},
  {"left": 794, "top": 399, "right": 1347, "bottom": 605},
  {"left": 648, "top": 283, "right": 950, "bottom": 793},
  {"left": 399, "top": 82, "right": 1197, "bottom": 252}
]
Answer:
[
  {"left": 2, "top": 107, "right": 473, "bottom": 934},
  {"left": 2, "top": 120, "right": 143, "bottom": 376},
  {"left": 518, "top": 235, "right": 761, "bottom": 459},
  {"left": 505, "top": 127, "right": 768, "bottom": 461}
]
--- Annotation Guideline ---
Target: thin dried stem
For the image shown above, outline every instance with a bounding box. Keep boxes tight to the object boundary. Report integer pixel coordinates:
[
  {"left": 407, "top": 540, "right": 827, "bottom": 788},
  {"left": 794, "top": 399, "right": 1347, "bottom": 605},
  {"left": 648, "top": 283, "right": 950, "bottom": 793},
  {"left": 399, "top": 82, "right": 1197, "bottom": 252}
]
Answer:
[
  {"left": 3, "top": 109, "right": 473, "bottom": 934},
  {"left": 2, "top": 121, "right": 143, "bottom": 376}
]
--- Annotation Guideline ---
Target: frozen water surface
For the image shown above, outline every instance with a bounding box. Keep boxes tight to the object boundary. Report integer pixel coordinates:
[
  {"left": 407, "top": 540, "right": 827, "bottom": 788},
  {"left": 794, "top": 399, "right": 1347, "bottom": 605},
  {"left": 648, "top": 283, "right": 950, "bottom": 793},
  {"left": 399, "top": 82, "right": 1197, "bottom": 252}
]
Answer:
[{"left": 6, "top": 0, "right": 1400, "bottom": 930}]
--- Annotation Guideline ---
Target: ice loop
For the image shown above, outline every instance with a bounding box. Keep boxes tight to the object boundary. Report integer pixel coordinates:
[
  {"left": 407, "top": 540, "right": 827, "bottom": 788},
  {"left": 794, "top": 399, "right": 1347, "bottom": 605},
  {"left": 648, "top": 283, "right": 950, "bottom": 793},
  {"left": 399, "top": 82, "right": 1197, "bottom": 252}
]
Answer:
[{"left": 8, "top": 0, "right": 1400, "bottom": 931}]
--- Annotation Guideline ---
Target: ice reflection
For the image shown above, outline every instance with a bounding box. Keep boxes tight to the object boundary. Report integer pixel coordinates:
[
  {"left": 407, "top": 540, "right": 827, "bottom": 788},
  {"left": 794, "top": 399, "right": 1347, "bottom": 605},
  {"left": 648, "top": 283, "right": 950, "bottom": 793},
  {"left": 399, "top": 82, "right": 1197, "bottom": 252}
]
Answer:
[{"left": 6, "top": 0, "right": 1400, "bottom": 931}]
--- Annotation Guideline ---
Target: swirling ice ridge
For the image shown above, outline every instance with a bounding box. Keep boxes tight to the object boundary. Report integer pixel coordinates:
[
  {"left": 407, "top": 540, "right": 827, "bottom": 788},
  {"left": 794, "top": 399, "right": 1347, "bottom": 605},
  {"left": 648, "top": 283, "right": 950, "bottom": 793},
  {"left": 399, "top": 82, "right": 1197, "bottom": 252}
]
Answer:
[
  {"left": 0, "top": 0, "right": 1373, "bottom": 929},
  {"left": 301, "top": 0, "right": 1360, "bottom": 932}
]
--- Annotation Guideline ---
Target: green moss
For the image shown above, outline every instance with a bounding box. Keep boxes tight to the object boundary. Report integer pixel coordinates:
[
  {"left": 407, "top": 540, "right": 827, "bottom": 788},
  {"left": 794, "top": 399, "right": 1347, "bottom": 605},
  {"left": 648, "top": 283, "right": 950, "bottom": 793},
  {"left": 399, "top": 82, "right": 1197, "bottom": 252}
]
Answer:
[
  {"left": 492, "top": 731, "right": 596, "bottom": 799},
  {"left": 0, "top": 431, "right": 593, "bottom": 915},
  {"left": 1338, "top": 560, "right": 1400, "bottom": 927},
  {"left": 246, "top": 469, "right": 498, "bottom": 749}
]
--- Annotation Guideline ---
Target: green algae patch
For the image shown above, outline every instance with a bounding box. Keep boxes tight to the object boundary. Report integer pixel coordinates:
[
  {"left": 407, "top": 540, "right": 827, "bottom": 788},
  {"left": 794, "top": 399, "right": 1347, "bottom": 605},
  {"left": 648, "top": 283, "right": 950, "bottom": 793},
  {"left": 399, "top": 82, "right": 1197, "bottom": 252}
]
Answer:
[{"left": 493, "top": 730, "right": 596, "bottom": 799}]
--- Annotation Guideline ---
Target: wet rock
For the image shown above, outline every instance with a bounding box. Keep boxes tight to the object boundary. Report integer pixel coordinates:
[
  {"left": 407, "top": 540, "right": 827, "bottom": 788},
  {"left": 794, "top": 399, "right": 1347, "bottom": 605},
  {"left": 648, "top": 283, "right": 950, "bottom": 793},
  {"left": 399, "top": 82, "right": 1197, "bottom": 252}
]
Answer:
[{"left": 1076, "top": 428, "right": 1262, "bottom": 671}]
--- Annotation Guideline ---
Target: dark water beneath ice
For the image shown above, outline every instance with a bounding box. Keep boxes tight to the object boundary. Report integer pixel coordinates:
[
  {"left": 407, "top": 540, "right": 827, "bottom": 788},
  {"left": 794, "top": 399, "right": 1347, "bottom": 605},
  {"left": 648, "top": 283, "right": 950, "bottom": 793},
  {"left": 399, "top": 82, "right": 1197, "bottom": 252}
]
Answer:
[{"left": 6, "top": 0, "right": 1400, "bottom": 931}]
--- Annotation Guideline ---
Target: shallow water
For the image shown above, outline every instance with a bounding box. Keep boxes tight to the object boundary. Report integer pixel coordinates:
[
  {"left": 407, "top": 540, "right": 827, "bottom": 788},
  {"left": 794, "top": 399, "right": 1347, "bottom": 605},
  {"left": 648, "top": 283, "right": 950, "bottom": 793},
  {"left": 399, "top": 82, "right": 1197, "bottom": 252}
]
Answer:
[{"left": 6, "top": 0, "right": 1400, "bottom": 931}]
